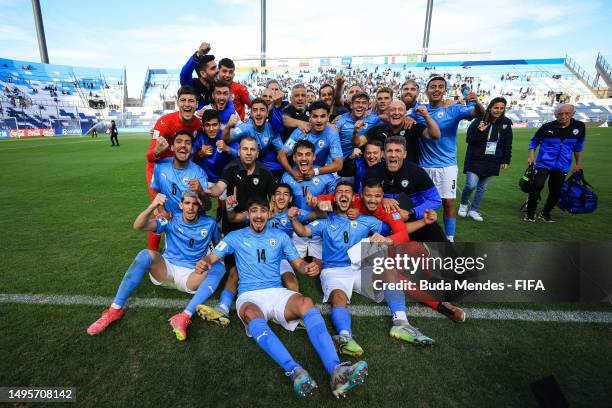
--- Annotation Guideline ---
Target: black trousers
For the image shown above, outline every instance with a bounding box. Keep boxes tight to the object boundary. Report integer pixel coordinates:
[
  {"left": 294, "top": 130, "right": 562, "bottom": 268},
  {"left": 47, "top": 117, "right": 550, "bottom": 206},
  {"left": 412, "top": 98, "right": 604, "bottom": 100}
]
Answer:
[
  {"left": 527, "top": 168, "right": 565, "bottom": 214},
  {"left": 110, "top": 134, "right": 119, "bottom": 146},
  {"left": 409, "top": 222, "right": 448, "bottom": 242}
]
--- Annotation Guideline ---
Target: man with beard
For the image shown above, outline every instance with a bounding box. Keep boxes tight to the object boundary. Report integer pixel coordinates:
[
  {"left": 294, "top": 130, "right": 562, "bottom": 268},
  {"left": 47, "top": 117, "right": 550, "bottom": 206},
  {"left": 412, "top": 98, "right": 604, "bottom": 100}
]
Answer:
[
  {"left": 196, "top": 198, "right": 368, "bottom": 398},
  {"left": 223, "top": 98, "right": 284, "bottom": 180},
  {"left": 200, "top": 79, "right": 238, "bottom": 127},
  {"left": 146, "top": 86, "right": 202, "bottom": 250},
  {"left": 279, "top": 100, "right": 343, "bottom": 179},
  {"left": 410, "top": 76, "right": 484, "bottom": 242},
  {"left": 179, "top": 42, "right": 218, "bottom": 108},
  {"left": 291, "top": 182, "right": 435, "bottom": 355},
  {"left": 217, "top": 58, "right": 253, "bottom": 120},
  {"left": 356, "top": 100, "right": 440, "bottom": 164},
  {"left": 282, "top": 84, "right": 310, "bottom": 142}
]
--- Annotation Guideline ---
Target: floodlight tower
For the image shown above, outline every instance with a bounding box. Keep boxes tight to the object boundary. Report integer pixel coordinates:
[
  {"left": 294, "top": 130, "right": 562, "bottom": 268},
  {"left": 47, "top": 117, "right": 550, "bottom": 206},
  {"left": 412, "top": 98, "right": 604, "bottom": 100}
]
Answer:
[
  {"left": 422, "top": 0, "right": 433, "bottom": 62},
  {"left": 261, "top": 0, "right": 266, "bottom": 67},
  {"left": 31, "top": 0, "right": 49, "bottom": 63}
]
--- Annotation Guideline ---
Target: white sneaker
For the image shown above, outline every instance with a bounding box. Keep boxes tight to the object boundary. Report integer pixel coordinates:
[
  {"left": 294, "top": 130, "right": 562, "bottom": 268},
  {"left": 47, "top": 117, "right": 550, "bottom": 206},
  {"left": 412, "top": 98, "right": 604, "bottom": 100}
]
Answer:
[
  {"left": 446, "top": 235, "right": 454, "bottom": 242},
  {"left": 458, "top": 204, "right": 468, "bottom": 217},
  {"left": 468, "top": 210, "right": 483, "bottom": 222}
]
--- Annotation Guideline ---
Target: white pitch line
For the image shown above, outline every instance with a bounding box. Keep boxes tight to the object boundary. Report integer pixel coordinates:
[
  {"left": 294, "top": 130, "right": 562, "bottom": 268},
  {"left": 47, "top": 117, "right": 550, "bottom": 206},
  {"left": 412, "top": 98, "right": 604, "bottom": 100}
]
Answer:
[{"left": 1, "top": 293, "right": 611, "bottom": 323}]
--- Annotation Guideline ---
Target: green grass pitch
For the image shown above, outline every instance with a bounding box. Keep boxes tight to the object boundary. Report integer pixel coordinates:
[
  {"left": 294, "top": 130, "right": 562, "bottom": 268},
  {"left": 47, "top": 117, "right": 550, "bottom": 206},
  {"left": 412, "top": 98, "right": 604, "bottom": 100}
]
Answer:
[{"left": 0, "top": 128, "right": 610, "bottom": 406}]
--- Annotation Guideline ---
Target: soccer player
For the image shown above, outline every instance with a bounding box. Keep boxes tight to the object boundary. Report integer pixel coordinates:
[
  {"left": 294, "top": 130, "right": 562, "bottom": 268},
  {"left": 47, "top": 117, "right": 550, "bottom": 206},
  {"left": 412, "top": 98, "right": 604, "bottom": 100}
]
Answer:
[
  {"left": 151, "top": 131, "right": 209, "bottom": 216},
  {"left": 354, "top": 140, "right": 384, "bottom": 193},
  {"left": 146, "top": 86, "right": 202, "bottom": 250},
  {"left": 281, "top": 140, "right": 336, "bottom": 266},
  {"left": 278, "top": 100, "right": 343, "bottom": 179},
  {"left": 335, "top": 92, "right": 383, "bottom": 182},
  {"left": 86, "top": 191, "right": 225, "bottom": 341},
  {"left": 313, "top": 180, "right": 466, "bottom": 323},
  {"left": 410, "top": 76, "right": 484, "bottom": 242},
  {"left": 400, "top": 79, "right": 421, "bottom": 114},
  {"left": 525, "top": 103, "right": 585, "bottom": 222},
  {"left": 179, "top": 42, "right": 218, "bottom": 108},
  {"left": 217, "top": 57, "right": 253, "bottom": 120},
  {"left": 356, "top": 100, "right": 440, "bottom": 164},
  {"left": 291, "top": 182, "right": 434, "bottom": 355},
  {"left": 365, "top": 136, "right": 446, "bottom": 242},
  {"left": 196, "top": 198, "right": 368, "bottom": 398},
  {"left": 200, "top": 79, "right": 237, "bottom": 126},
  {"left": 373, "top": 87, "right": 393, "bottom": 114},
  {"left": 201, "top": 137, "right": 276, "bottom": 325},
  {"left": 223, "top": 97, "right": 284, "bottom": 180}
]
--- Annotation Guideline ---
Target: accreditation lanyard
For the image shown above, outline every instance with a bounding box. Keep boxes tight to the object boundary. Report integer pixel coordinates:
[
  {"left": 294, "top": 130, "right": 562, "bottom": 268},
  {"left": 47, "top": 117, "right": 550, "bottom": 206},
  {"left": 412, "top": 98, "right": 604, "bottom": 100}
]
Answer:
[{"left": 485, "top": 124, "right": 498, "bottom": 155}]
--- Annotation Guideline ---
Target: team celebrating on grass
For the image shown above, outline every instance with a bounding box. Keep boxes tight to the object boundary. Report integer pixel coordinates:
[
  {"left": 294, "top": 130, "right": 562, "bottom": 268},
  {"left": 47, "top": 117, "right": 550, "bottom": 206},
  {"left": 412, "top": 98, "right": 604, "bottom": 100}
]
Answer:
[{"left": 86, "top": 43, "right": 587, "bottom": 398}]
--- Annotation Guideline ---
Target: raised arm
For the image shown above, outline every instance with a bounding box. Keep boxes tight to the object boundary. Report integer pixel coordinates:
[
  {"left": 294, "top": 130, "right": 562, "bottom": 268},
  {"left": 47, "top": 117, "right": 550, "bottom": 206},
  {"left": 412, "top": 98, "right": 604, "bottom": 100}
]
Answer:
[{"left": 133, "top": 193, "right": 167, "bottom": 231}]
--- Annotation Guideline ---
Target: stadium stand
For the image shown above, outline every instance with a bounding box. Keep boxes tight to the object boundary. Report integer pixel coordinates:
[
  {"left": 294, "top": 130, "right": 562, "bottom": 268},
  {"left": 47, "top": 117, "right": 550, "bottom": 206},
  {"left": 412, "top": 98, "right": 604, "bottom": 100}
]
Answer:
[{"left": 1, "top": 56, "right": 610, "bottom": 137}]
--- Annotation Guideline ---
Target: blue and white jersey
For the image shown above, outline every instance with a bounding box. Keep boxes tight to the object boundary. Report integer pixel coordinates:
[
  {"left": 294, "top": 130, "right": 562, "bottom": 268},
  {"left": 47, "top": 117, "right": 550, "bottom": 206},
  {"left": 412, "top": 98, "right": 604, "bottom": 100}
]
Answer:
[
  {"left": 410, "top": 103, "right": 474, "bottom": 168},
  {"left": 230, "top": 121, "right": 284, "bottom": 170},
  {"left": 155, "top": 215, "right": 219, "bottom": 269},
  {"left": 282, "top": 126, "right": 343, "bottom": 167},
  {"left": 281, "top": 172, "right": 336, "bottom": 211},
  {"left": 213, "top": 227, "right": 300, "bottom": 295},
  {"left": 308, "top": 213, "right": 384, "bottom": 268},
  {"left": 267, "top": 208, "right": 309, "bottom": 238},
  {"left": 192, "top": 131, "right": 237, "bottom": 183},
  {"left": 151, "top": 161, "right": 208, "bottom": 215},
  {"left": 335, "top": 113, "right": 383, "bottom": 159}
]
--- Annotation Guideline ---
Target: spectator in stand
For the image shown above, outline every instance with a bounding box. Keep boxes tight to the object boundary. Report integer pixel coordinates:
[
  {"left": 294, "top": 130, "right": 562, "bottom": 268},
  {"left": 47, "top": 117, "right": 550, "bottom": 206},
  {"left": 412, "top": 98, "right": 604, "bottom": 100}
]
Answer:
[{"left": 458, "top": 97, "right": 512, "bottom": 222}]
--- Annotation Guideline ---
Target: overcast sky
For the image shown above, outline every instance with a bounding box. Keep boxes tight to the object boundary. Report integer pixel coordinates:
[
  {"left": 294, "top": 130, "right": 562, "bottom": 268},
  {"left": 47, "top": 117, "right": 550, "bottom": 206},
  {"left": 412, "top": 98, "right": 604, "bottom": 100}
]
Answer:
[{"left": 1, "top": 0, "right": 609, "bottom": 95}]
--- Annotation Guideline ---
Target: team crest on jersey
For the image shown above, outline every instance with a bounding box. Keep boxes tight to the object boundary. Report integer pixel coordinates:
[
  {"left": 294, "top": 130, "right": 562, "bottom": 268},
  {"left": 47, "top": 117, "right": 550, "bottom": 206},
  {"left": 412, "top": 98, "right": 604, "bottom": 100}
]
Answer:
[
  {"left": 234, "top": 127, "right": 242, "bottom": 135},
  {"left": 200, "top": 228, "right": 208, "bottom": 237},
  {"left": 318, "top": 139, "right": 325, "bottom": 148},
  {"left": 401, "top": 179, "right": 409, "bottom": 188},
  {"left": 313, "top": 177, "right": 320, "bottom": 185},
  {"left": 159, "top": 217, "right": 169, "bottom": 226},
  {"left": 269, "top": 238, "right": 277, "bottom": 247},
  {"left": 437, "top": 112, "right": 444, "bottom": 119},
  {"left": 350, "top": 221, "right": 358, "bottom": 228},
  {"left": 286, "top": 139, "right": 296, "bottom": 149},
  {"left": 182, "top": 176, "right": 190, "bottom": 185},
  {"left": 392, "top": 213, "right": 401, "bottom": 220},
  {"left": 263, "top": 136, "right": 269, "bottom": 144},
  {"left": 280, "top": 218, "right": 287, "bottom": 225},
  {"left": 573, "top": 128, "right": 579, "bottom": 135},
  {"left": 400, "top": 130, "right": 406, "bottom": 136},
  {"left": 253, "top": 178, "right": 259, "bottom": 185}
]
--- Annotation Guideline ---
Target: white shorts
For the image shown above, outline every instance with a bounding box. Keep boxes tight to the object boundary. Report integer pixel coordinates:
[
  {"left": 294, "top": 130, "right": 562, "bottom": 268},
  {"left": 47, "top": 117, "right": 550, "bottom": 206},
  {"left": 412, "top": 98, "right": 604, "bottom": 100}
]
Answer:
[
  {"left": 149, "top": 256, "right": 196, "bottom": 294},
  {"left": 280, "top": 259, "right": 295, "bottom": 275},
  {"left": 207, "top": 181, "right": 227, "bottom": 200},
  {"left": 424, "top": 165, "right": 458, "bottom": 199},
  {"left": 236, "top": 287, "right": 301, "bottom": 335},
  {"left": 292, "top": 233, "right": 323, "bottom": 259},
  {"left": 321, "top": 265, "right": 363, "bottom": 303}
]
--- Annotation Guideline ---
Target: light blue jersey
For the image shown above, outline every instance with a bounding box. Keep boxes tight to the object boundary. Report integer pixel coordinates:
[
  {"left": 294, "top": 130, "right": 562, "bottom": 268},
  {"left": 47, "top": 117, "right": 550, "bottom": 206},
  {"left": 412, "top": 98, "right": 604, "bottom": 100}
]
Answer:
[
  {"left": 155, "top": 215, "right": 219, "bottom": 269},
  {"left": 411, "top": 103, "right": 474, "bottom": 167},
  {"left": 268, "top": 208, "right": 309, "bottom": 238},
  {"left": 335, "top": 113, "right": 383, "bottom": 158},
  {"left": 151, "top": 161, "right": 208, "bottom": 215},
  {"left": 281, "top": 172, "right": 336, "bottom": 211},
  {"left": 282, "top": 126, "right": 343, "bottom": 167},
  {"left": 230, "top": 121, "right": 284, "bottom": 170},
  {"left": 213, "top": 227, "right": 300, "bottom": 295},
  {"left": 309, "top": 213, "right": 384, "bottom": 268}
]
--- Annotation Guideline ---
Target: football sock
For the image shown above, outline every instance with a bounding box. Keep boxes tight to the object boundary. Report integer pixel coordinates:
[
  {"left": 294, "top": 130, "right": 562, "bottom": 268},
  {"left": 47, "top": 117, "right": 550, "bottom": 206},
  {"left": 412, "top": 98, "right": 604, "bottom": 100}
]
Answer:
[
  {"left": 219, "top": 289, "right": 235, "bottom": 314},
  {"left": 303, "top": 308, "right": 341, "bottom": 375},
  {"left": 184, "top": 262, "right": 226, "bottom": 316},
  {"left": 444, "top": 217, "right": 456, "bottom": 237},
  {"left": 248, "top": 318, "right": 300, "bottom": 374},
  {"left": 331, "top": 306, "right": 352, "bottom": 337},
  {"left": 384, "top": 288, "right": 407, "bottom": 321},
  {"left": 112, "top": 250, "right": 152, "bottom": 308},
  {"left": 147, "top": 231, "right": 161, "bottom": 251}
]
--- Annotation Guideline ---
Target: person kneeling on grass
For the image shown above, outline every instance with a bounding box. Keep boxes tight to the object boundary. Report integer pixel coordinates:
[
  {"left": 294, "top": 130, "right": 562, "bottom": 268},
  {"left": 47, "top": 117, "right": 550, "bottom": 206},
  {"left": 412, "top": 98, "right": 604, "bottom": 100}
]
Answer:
[
  {"left": 86, "top": 191, "right": 226, "bottom": 341},
  {"left": 195, "top": 197, "right": 368, "bottom": 398}
]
